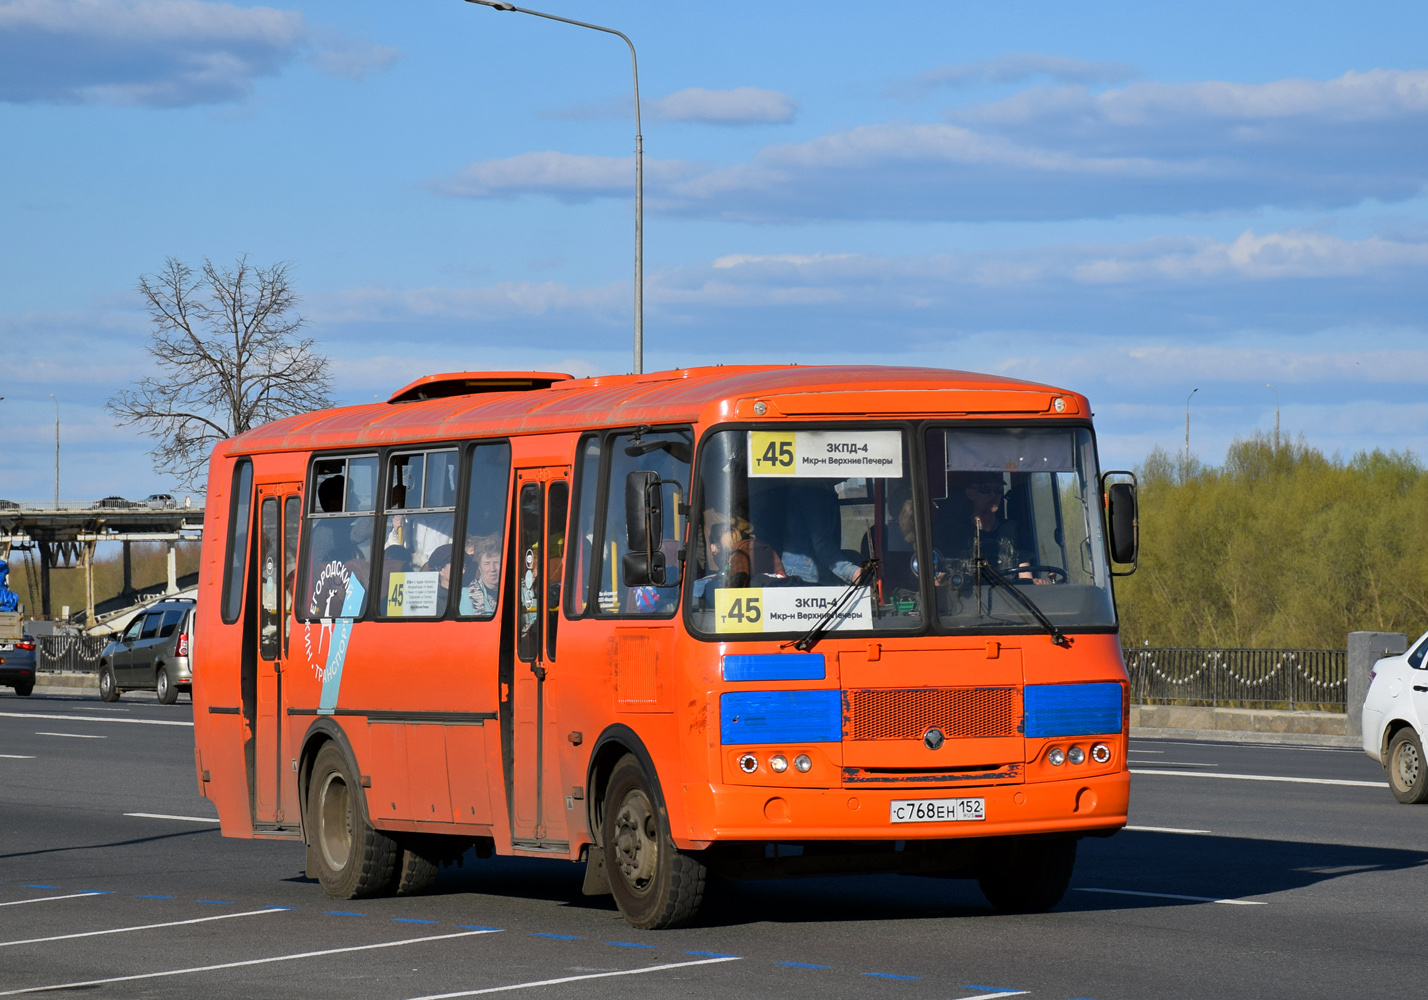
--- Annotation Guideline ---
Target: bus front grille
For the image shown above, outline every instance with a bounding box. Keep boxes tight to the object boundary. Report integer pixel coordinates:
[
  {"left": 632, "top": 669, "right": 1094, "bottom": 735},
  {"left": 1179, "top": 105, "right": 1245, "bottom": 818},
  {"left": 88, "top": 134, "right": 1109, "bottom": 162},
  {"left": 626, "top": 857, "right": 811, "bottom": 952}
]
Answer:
[{"left": 842, "top": 687, "right": 1022, "bottom": 741}]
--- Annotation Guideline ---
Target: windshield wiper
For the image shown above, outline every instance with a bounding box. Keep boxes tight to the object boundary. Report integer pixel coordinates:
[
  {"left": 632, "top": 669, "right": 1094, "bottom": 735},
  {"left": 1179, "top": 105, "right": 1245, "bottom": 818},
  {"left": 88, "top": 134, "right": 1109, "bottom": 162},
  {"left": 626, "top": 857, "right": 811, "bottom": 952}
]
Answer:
[
  {"left": 974, "top": 559, "right": 1072, "bottom": 648},
  {"left": 785, "top": 558, "right": 878, "bottom": 653}
]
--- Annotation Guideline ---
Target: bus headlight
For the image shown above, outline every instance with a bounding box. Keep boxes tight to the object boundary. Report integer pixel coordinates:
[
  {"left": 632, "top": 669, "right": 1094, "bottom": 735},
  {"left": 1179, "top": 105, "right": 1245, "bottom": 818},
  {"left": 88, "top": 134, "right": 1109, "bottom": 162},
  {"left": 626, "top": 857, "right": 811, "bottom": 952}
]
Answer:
[
  {"left": 738, "top": 753, "right": 758, "bottom": 773},
  {"left": 794, "top": 754, "right": 812, "bottom": 773},
  {"left": 1091, "top": 742, "right": 1111, "bottom": 764},
  {"left": 1067, "top": 745, "right": 1086, "bottom": 765},
  {"left": 1047, "top": 747, "right": 1065, "bottom": 766},
  {"left": 770, "top": 754, "right": 789, "bottom": 773}
]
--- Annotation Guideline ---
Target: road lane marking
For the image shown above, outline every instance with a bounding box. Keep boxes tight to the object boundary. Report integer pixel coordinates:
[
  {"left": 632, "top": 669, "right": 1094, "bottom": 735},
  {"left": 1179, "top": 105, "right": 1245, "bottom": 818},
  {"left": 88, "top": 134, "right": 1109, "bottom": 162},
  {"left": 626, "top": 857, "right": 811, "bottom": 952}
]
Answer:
[
  {"left": 1124, "top": 825, "right": 1212, "bottom": 835},
  {"left": 1130, "top": 768, "right": 1386, "bottom": 788},
  {"left": 0, "top": 907, "right": 282, "bottom": 948},
  {"left": 0, "top": 928, "right": 501, "bottom": 996},
  {"left": 1077, "top": 887, "right": 1265, "bottom": 905},
  {"left": 0, "top": 712, "right": 192, "bottom": 728},
  {"left": 0, "top": 754, "right": 35, "bottom": 759},
  {"left": 34, "top": 732, "right": 106, "bottom": 739},
  {"left": 124, "top": 813, "right": 220, "bottom": 823},
  {"left": 958, "top": 990, "right": 1029, "bottom": 1000},
  {"left": 0, "top": 892, "right": 108, "bottom": 908},
  {"left": 1129, "top": 760, "right": 1218, "bottom": 767},
  {"left": 404, "top": 955, "right": 743, "bottom": 999}
]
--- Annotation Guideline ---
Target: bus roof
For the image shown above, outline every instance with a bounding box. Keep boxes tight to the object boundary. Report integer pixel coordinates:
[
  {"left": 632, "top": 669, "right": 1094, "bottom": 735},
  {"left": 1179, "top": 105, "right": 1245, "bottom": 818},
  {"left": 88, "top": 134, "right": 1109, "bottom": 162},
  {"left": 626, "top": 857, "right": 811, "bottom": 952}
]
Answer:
[{"left": 222, "top": 364, "right": 1088, "bottom": 457}]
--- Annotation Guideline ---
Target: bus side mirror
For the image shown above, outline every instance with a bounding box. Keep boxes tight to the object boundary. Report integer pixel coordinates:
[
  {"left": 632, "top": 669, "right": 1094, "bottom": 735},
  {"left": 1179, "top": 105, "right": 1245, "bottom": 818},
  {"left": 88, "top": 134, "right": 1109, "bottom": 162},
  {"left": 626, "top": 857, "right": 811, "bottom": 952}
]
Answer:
[
  {"left": 623, "top": 470, "right": 667, "bottom": 587},
  {"left": 1102, "top": 472, "right": 1138, "bottom": 575}
]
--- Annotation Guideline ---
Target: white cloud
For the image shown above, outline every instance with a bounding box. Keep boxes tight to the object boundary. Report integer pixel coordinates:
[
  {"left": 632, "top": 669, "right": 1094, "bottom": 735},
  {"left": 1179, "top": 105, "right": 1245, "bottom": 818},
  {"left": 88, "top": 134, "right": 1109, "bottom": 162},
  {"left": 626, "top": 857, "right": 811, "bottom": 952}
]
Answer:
[
  {"left": 0, "top": 0, "right": 399, "bottom": 106},
  {"left": 430, "top": 151, "right": 700, "bottom": 201},
  {"left": 651, "top": 87, "right": 797, "bottom": 124},
  {"left": 887, "top": 53, "right": 1138, "bottom": 100}
]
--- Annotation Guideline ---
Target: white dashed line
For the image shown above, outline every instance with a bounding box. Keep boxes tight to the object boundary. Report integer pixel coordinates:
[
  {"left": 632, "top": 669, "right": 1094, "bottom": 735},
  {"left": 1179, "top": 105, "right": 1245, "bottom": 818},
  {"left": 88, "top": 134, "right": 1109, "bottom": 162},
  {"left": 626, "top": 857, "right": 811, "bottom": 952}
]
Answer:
[
  {"left": 0, "top": 712, "right": 192, "bottom": 728},
  {"left": 0, "top": 907, "right": 282, "bottom": 948},
  {"left": 1130, "top": 768, "right": 1386, "bottom": 788},
  {"left": 35, "top": 732, "right": 106, "bottom": 739},
  {"left": 0, "top": 928, "right": 501, "bottom": 995},
  {"left": 405, "top": 956, "right": 744, "bottom": 999},
  {"left": 1077, "top": 887, "right": 1266, "bottom": 905},
  {"left": 0, "top": 754, "right": 35, "bottom": 759},
  {"left": 1124, "top": 825, "right": 1212, "bottom": 835},
  {"left": 124, "top": 813, "right": 220, "bottom": 824},
  {"left": 0, "top": 892, "right": 108, "bottom": 908}
]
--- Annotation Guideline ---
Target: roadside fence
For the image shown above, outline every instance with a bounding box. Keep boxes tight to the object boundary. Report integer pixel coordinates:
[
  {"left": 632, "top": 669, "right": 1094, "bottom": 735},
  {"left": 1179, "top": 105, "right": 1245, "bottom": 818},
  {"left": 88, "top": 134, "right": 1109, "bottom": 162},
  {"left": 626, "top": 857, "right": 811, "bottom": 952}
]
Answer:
[
  {"left": 1123, "top": 647, "right": 1347, "bottom": 712},
  {"left": 36, "top": 633, "right": 107, "bottom": 673}
]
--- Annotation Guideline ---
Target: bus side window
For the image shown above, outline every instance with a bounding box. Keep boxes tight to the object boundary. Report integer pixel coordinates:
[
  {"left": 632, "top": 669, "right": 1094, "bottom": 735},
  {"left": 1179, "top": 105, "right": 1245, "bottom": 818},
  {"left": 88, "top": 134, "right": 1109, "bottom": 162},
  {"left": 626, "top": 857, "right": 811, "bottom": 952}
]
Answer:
[
  {"left": 221, "top": 459, "right": 253, "bottom": 624},
  {"left": 595, "top": 429, "right": 691, "bottom": 617},
  {"left": 564, "top": 435, "right": 600, "bottom": 617},
  {"left": 457, "top": 442, "right": 512, "bottom": 619},
  {"left": 302, "top": 455, "right": 377, "bottom": 620}
]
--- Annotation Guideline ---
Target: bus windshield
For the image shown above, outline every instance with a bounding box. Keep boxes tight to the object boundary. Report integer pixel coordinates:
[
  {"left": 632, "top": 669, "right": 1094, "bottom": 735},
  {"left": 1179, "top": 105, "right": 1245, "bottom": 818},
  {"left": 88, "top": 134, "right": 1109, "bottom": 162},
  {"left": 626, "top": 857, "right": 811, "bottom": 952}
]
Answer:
[
  {"left": 925, "top": 425, "right": 1115, "bottom": 631},
  {"left": 688, "top": 427, "right": 921, "bottom": 637},
  {"left": 687, "top": 424, "right": 1116, "bottom": 638}
]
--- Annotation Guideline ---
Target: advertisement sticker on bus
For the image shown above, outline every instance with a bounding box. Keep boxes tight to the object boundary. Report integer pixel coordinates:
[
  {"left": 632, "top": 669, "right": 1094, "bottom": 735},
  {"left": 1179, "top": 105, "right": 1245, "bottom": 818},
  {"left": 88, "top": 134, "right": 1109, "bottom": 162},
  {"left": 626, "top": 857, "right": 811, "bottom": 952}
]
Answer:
[
  {"left": 714, "top": 585, "right": 874, "bottom": 633},
  {"left": 748, "top": 430, "right": 902, "bottom": 478}
]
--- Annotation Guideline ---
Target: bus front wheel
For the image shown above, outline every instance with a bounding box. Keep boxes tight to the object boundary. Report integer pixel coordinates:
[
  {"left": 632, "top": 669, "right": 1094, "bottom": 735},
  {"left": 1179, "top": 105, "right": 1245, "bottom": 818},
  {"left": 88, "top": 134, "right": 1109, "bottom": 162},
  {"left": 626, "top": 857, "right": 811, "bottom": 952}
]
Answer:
[
  {"left": 307, "top": 742, "right": 399, "bottom": 899},
  {"left": 977, "top": 835, "right": 1077, "bottom": 913},
  {"left": 601, "top": 755, "right": 706, "bottom": 929}
]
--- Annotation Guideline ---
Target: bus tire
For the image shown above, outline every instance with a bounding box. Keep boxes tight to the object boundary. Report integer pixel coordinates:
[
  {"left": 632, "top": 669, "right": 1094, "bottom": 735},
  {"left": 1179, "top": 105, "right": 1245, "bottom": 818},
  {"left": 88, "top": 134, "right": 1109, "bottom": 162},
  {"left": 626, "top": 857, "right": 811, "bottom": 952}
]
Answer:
[
  {"left": 307, "top": 742, "right": 399, "bottom": 899},
  {"left": 156, "top": 666, "right": 178, "bottom": 705},
  {"left": 394, "top": 841, "right": 440, "bottom": 896},
  {"left": 98, "top": 665, "right": 120, "bottom": 702},
  {"left": 977, "top": 835, "right": 1077, "bottom": 913},
  {"left": 601, "top": 754, "right": 706, "bottom": 929},
  {"left": 1387, "top": 728, "right": 1428, "bottom": 803}
]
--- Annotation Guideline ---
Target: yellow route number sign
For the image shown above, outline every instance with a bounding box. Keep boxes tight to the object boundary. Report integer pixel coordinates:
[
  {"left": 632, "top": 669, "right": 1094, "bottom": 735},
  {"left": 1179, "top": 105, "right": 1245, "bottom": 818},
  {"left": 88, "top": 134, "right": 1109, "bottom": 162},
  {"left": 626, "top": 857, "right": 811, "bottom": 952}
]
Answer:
[
  {"left": 714, "top": 588, "right": 764, "bottom": 633},
  {"left": 749, "top": 432, "right": 796, "bottom": 475}
]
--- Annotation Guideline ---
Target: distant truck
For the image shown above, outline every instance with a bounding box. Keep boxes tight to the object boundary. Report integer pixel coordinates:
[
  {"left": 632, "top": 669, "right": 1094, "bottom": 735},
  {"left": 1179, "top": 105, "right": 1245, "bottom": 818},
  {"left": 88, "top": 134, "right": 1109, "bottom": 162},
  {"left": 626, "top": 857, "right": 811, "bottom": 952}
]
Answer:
[{"left": 0, "top": 612, "right": 37, "bottom": 696}]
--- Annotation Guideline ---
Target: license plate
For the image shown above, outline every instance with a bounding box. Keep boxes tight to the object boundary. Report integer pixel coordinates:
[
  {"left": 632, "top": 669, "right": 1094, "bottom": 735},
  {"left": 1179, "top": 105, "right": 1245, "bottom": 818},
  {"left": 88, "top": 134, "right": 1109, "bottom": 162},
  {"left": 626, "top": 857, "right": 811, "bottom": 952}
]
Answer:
[{"left": 890, "top": 797, "right": 985, "bottom": 823}]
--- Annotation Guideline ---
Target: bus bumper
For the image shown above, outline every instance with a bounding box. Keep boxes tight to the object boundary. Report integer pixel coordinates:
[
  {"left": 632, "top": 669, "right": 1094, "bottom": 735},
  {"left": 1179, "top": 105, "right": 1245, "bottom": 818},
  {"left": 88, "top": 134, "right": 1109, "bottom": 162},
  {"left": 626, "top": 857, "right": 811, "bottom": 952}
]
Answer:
[{"left": 682, "top": 771, "right": 1128, "bottom": 846}]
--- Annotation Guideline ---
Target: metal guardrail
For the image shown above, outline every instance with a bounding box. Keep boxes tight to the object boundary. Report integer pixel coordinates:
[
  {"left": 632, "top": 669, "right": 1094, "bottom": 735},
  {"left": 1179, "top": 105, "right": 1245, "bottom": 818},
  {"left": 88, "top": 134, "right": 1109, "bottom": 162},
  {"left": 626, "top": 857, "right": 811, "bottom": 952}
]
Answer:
[
  {"left": 1124, "top": 647, "right": 1347, "bottom": 712},
  {"left": 36, "top": 633, "right": 107, "bottom": 672}
]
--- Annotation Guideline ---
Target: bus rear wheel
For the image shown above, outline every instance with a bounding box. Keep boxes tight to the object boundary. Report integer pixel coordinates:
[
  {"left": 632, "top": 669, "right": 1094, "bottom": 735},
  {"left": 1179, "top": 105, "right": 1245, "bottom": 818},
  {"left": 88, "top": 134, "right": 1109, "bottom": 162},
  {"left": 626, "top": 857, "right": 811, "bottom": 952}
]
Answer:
[
  {"left": 601, "top": 755, "right": 706, "bottom": 929},
  {"left": 307, "top": 742, "right": 399, "bottom": 899},
  {"left": 977, "top": 835, "right": 1077, "bottom": 913}
]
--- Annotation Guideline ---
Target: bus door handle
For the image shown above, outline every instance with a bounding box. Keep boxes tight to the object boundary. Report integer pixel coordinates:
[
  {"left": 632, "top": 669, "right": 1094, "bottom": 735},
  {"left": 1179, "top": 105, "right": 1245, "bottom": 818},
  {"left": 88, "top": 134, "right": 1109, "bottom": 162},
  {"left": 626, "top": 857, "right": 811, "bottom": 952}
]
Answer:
[
  {"left": 1414, "top": 685, "right": 1428, "bottom": 693},
  {"left": 531, "top": 663, "right": 547, "bottom": 681}
]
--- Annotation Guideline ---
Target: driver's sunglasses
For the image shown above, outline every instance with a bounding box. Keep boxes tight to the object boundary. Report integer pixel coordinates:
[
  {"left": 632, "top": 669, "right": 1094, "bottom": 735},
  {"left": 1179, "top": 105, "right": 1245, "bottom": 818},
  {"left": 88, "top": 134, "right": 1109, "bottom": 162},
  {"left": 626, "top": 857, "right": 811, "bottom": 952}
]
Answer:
[{"left": 967, "top": 484, "right": 1003, "bottom": 496}]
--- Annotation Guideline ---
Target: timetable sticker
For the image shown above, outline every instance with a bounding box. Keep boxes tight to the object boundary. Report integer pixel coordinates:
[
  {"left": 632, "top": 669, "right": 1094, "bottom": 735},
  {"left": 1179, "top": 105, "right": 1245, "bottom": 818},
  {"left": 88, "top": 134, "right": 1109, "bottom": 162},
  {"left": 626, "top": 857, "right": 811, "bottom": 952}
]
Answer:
[
  {"left": 385, "top": 571, "right": 439, "bottom": 617},
  {"left": 714, "top": 586, "right": 874, "bottom": 633},
  {"left": 748, "top": 430, "right": 902, "bottom": 479}
]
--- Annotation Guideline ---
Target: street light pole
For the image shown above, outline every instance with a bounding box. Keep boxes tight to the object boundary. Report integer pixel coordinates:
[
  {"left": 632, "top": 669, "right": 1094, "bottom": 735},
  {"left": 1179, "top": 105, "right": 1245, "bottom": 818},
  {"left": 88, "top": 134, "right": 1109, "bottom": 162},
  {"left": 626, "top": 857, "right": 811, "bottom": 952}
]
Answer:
[
  {"left": 1265, "top": 383, "right": 1279, "bottom": 449},
  {"left": 464, "top": 0, "right": 645, "bottom": 374},
  {"left": 49, "top": 393, "right": 59, "bottom": 509},
  {"left": 1184, "top": 387, "right": 1198, "bottom": 480}
]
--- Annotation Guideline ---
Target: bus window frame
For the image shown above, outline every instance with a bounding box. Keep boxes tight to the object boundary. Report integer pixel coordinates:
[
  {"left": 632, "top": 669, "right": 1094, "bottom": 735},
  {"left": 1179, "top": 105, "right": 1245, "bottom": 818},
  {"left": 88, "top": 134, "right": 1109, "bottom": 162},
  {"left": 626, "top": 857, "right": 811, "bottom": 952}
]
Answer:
[
  {"left": 374, "top": 445, "right": 461, "bottom": 621},
  {"left": 452, "top": 438, "right": 514, "bottom": 622},
  {"left": 682, "top": 419, "right": 925, "bottom": 643},
  {"left": 294, "top": 449, "right": 381, "bottom": 624},
  {"left": 917, "top": 417, "right": 1120, "bottom": 639},
  {"left": 579, "top": 423, "right": 694, "bottom": 622},
  {"left": 221, "top": 458, "right": 254, "bottom": 625},
  {"left": 562, "top": 433, "right": 601, "bottom": 620}
]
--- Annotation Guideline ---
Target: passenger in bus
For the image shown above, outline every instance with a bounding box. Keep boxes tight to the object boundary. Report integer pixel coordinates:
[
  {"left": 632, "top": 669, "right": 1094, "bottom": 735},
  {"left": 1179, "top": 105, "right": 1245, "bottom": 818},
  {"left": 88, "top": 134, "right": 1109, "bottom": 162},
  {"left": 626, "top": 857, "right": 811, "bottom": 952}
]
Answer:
[
  {"left": 693, "top": 511, "right": 785, "bottom": 602},
  {"left": 317, "top": 474, "right": 345, "bottom": 513},
  {"left": 460, "top": 534, "right": 501, "bottom": 616},
  {"left": 762, "top": 482, "right": 862, "bottom": 585},
  {"left": 422, "top": 543, "right": 454, "bottom": 611}
]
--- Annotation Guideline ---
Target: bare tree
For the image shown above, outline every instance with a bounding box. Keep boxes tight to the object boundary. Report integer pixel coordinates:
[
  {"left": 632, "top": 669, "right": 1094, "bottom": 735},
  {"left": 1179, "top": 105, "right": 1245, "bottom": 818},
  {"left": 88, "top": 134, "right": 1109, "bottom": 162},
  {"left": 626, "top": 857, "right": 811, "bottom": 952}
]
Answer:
[{"left": 109, "top": 256, "right": 335, "bottom": 490}]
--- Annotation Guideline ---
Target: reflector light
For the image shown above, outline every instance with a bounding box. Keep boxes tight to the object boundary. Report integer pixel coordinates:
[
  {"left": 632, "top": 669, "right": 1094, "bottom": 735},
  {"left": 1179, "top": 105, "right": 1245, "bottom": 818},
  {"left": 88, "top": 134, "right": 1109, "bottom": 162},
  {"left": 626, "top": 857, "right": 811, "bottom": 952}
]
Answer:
[
  {"left": 794, "top": 754, "right": 812, "bottom": 772},
  {"left": 1048, "top": 747, "right": 1065, "bottom": 766},
  {"left": 1091, "top": 742, "right": 1111, "bottom": 764},
  {"left": 738, "top": 753, "right": 758, "bottom": 773},
  {"left": 770, "top": 755, "right": 789, "bottom": 773},
  {"left": 1068, "top": 745, "right": 1086, "bottom": 765}
]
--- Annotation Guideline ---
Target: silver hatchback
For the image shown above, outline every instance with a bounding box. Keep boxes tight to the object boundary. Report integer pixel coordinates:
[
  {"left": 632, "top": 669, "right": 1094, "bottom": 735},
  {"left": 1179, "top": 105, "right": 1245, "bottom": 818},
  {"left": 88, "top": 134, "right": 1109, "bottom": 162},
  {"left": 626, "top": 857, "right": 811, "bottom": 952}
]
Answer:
[{"left": 98, "top": 600, "right": 194, "bottom": 705}]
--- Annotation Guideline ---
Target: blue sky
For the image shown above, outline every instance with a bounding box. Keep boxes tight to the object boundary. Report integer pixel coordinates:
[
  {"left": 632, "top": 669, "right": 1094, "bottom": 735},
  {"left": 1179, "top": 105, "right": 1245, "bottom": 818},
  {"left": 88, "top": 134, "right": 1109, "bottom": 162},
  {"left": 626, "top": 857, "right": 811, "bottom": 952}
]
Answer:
[{"left": 2, "top": 0, "right": 1426, "bottom": 500}]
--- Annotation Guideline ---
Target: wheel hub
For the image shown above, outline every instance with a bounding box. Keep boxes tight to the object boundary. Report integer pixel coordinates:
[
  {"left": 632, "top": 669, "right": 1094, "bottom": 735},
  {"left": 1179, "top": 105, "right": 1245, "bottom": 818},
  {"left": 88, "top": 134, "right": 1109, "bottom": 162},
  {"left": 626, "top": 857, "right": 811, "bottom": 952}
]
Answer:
[
  {"left": 611, "top": 789, "right": 658, "bottom": 892},
  {"left": 318, "top": 772, "right": 352, "bottom": 872},
  {"left": 1396, "top": 742, "right": 1420, "bottom": 789}
]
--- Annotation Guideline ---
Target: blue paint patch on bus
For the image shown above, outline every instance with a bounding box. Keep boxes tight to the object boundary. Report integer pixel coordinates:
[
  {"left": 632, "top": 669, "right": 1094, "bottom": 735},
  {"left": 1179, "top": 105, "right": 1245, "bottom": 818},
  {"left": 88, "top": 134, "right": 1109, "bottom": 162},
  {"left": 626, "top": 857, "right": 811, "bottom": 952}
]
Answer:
[
  {"left": 720, "top": 690, "right": 842, "bottom": 745},
  {"left": 1023, "top": 682, "right": 1122, "bottom": 737},
  {"left": 722, "top": 653, "right": 825, "bottom": 682}
]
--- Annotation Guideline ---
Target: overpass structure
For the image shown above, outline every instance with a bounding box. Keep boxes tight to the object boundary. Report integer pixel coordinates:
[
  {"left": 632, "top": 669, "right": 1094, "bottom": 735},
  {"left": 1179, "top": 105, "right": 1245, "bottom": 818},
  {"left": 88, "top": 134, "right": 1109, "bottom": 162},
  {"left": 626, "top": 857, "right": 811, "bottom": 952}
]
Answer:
[{"left": 0, "top": 503, "right": 204, "bottom": 629}]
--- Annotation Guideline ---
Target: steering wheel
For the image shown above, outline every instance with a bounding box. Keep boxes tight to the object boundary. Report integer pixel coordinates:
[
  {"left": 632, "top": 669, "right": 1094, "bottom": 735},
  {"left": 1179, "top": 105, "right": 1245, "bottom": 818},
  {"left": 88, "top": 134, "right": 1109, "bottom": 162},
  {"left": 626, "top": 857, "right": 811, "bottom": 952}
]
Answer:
[{"left": 1010, "top": 564, "right": 1068, "bottom": 584}]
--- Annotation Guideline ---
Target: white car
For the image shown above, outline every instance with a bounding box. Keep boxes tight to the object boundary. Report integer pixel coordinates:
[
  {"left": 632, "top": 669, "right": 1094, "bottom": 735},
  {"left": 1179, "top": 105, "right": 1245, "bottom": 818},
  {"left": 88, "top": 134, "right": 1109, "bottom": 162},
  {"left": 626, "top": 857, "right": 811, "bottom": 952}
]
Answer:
[{"left": 1362, "top": 632, "right": 1428, "bottom": 803}]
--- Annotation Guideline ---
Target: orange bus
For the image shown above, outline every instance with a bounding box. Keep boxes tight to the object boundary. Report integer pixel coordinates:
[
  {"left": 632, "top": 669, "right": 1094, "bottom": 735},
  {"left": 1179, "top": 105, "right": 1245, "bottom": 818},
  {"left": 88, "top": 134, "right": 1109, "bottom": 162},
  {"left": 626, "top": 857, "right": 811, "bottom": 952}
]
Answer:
[{"left": 191, "top": 365, "right": 1138, "bottom": 928}]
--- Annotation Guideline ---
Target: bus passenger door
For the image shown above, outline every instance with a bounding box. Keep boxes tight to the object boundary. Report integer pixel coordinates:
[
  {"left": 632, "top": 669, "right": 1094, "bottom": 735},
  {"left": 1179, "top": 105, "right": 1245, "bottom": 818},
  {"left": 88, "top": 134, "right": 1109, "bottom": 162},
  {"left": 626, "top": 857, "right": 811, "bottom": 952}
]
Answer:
[
  {"left": 511, "top": 467, "right": 571, "bottom": 850},
  {"left": 255, "top": 485, "right": 300, "bottom": 827}
]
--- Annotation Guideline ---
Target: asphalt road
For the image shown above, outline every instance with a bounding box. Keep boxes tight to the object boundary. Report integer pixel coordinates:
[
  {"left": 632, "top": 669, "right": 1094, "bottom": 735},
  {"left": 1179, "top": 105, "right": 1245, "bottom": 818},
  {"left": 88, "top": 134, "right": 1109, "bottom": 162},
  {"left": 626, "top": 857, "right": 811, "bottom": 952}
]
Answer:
[{"left": 1, "top": 688, "right": 1422, "bottom": 999}]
